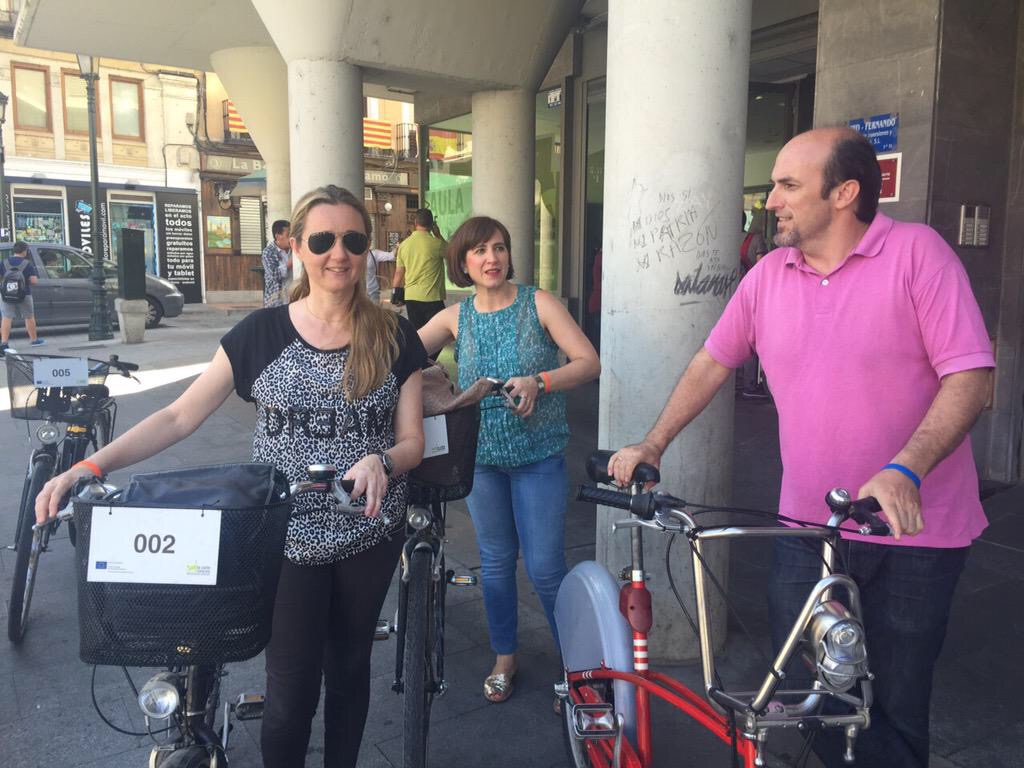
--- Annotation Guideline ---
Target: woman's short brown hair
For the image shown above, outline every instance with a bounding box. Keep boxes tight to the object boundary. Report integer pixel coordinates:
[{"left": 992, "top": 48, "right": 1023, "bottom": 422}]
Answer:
[{"left": 445, "top": 216, "right": 515, "bottom": 288}]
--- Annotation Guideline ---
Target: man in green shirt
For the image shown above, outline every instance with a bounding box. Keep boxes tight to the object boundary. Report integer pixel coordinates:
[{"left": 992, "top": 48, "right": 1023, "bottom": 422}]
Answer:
[{"left": 393, "top": 209, "right": 447, "bottom": 329}]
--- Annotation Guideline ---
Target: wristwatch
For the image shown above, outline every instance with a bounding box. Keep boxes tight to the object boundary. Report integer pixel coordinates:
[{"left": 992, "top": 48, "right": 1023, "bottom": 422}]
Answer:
[
  {"left": 534, "top": 374, "right": 546, "bottom": 394},
  {"left": 379, "top": 452, "right": 394, "bottom": 476}
]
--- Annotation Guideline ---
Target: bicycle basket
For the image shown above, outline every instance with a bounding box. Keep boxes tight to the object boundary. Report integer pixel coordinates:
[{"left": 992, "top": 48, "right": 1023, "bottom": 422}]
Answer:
[
  {"left": 408, "top": 402, "right": 481, "bottom": 504},
  {"left": 73, "top": 463, "right": 292, "bottom": 667},
  {"left": 5, "top": 353, "right": 110, "bottom": 421}
]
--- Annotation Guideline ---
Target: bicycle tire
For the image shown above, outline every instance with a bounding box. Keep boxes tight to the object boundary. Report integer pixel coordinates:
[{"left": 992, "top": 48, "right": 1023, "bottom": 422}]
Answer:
[
  {"left": 402, "top": 547, "right": 434, "bottom": 768},
  {"left": 155, "top": 746, "right": 213, "bottom": 768},
  {"left": 8, "top": 453, "right": 55, "bottom": 643}
]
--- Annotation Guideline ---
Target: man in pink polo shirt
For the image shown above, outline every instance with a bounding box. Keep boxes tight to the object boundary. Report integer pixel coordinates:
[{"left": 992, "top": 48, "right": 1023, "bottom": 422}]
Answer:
[{"left": 609, "top": 127, "right": 993, "bottom": 767}]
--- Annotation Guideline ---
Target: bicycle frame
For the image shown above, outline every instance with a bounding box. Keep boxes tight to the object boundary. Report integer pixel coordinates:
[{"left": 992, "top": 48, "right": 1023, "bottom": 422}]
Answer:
[{"left": 562, "top": 490, "right": 875, "bottom": 768}]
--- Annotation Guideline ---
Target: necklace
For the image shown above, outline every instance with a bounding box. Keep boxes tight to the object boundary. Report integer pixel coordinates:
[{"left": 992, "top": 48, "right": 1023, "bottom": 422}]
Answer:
[{"left": 304, "top": 298, "right": 350, "bottom": 327}]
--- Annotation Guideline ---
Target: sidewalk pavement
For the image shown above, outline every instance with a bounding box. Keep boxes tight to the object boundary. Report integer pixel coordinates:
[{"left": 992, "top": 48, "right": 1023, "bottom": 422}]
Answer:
[{"left": 0, "top": 304, "right": 1021, "bottom": 767}]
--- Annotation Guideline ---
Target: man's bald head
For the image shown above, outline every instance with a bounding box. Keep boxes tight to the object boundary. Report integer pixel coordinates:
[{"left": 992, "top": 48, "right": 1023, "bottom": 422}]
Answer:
[{"left": 793, "top": 127, "right": 881, "bottom": 223}]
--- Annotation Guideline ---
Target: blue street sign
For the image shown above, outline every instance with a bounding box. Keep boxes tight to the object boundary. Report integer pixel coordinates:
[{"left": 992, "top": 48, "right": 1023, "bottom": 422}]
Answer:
[
  {"left": 76, "top": 200, "right": 93, "bottom": 215},
  {"left": 848, "top": 113, "right": 899, "bottom": 152}
]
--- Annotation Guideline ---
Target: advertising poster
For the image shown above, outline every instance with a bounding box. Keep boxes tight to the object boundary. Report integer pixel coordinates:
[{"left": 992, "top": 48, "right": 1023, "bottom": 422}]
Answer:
[{"left": 206, "top": 215, "right": 232, "bottom": 250}]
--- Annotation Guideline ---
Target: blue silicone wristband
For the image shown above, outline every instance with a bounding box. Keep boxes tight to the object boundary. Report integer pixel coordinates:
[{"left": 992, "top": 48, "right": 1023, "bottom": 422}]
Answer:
[{"left": 882, "top": 463, "right": 921, "bottom": 488}]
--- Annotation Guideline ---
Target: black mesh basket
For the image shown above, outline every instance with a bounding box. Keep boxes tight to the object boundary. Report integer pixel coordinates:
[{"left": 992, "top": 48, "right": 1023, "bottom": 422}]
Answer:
[
  {"left": 72, "top": 463, "right": 292, "bottom": 667},
  {"left": 5, "top": 352, "right": 109, "bottom": 421},
  {"left": 408, "top": 403, "right": 481, "bottom": 505}
]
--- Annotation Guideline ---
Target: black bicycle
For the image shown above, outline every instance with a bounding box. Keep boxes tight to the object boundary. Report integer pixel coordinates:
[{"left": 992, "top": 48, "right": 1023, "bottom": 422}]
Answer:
[
  {"left": 390, "top": 371, "right": 520, "bottom": 768},
  {"left": 54, "top": 462, "right": 354, "bottom": 768},
  {"left": 6, "top": 351, "right": 137, "bottom": 643}
]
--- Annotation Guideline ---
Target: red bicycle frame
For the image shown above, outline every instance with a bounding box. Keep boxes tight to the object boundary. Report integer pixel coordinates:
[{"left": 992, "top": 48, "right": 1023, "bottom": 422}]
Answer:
[{"left": 565, "top": 573, "right": 757, "bottom": 768}]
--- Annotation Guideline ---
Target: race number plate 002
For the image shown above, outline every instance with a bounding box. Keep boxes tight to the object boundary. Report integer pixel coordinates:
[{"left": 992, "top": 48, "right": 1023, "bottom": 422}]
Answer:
[
  {"left": 86, "top": 506, "right": 221, "bottom": 585},
  {"left": 32, "top": 357, "right": 89, "bottom": 387}
]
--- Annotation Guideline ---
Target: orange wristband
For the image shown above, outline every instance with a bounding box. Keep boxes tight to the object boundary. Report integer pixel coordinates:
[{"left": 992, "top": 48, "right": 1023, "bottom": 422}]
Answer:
[
  {"left": 74, "top": 460, "right": 104, "bottom": 478},
  {"left": 539, "top": 371, "right": 553, "bottom": 393}
]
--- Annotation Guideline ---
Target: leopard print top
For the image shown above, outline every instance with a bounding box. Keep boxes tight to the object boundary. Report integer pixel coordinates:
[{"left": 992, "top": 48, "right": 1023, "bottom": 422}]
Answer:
[{"left": 221, "top": 306, "right": 426, "bottom": 565}]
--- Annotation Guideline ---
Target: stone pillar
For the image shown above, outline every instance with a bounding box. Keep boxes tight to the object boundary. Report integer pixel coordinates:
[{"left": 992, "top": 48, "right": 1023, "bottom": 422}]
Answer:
[
  {"left": 286, "top": 59, "right": 364, "bottom": 201},
  {"left": 599, "top": 0, "right": 752, "bottom": 661},
  {"left": 210, "top": 47, "right": 292, "bottom": 223},
  {"left": 472, "top": 88, "right": 535, "bottom": 285}
]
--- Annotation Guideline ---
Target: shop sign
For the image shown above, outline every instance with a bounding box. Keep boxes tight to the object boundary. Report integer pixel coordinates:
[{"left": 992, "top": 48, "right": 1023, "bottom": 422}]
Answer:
[
  {"left": 547, "top": 87, "right": 562, "bottom": 109},
  {"left": 157, "top": 193, "right": 203, "bottom": 303},
  {"left": 877, "top": 152, "right": 901, "bottom": 203},
  {"left": 203, "top": 154, "right": 264, "bottom": 174},
  {"left": 848, "top": 113, "right": 898, "bottom": 152},
  {"left": 365, "top": 169, "right": 409, "bottom": 186},
  {"left": 67, "top": 187, "right": 111, "bottom": 262}
]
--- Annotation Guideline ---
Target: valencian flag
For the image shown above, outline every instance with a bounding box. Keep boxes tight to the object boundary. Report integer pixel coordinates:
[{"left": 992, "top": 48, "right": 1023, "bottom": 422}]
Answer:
[{"left": 363, "top": 118, "right": 392, "bottom": 149}]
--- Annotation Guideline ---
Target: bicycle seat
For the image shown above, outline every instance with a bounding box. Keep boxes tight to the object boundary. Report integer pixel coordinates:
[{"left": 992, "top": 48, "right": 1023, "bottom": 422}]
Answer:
[{"left": 587, "top": 449, "right": 660, "bottom": 486}]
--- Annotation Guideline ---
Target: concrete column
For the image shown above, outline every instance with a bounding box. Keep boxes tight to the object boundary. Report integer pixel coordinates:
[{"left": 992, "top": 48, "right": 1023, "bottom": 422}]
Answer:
[
  {"left": 599, "top": 0, "right": 752, "bottom": 661},
  {"left": 472, "top": 89, "right": 535, "bottom": 285},
  {"left": 210, "top": 47, "right": 291, "bottom": 224},
  {"left": 287, "top": 59, "right": 364, "bottom": 203}
]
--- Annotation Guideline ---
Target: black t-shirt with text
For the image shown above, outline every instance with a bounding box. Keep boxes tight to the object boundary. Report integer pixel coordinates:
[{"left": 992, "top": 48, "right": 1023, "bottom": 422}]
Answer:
[{"left": 221, "top": 305, "right": 426, "bottom": 565}]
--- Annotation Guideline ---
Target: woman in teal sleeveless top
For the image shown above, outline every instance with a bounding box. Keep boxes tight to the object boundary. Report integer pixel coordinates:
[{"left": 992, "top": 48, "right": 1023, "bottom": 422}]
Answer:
[{"left": 419, "top": 216, "right": 600, "bottom": 704}]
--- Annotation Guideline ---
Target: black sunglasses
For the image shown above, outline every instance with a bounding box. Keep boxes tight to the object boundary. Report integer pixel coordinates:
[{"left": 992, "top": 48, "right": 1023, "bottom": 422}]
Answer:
[{"left": 306, "top": 230, "right": 369, "bottom": 255}]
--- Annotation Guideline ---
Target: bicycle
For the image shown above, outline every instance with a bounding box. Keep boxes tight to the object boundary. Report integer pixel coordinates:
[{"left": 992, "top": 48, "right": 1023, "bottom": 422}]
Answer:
[
  {"left": 388, "top": 366, "right": 498, "bottom": 768},
  {"left": 556, "top": 450, "right": 892, "bottom": 767},
  {"left": 52, "top": 462, "right": 357, "bottom": 768},
  {"left": 5, "top": 351, "right": 138, "bottom": 642}
]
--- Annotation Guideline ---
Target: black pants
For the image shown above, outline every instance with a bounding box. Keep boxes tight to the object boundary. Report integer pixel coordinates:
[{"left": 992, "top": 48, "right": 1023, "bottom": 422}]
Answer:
[
  {"left": 768, "top": 537, "right": 968, "bottom": 768},
  {"left": 261, "top": 535, "right": 404, "bottom": 768},
  {"left": 405, "top": 300, "right": 446, "bottom": 330}
]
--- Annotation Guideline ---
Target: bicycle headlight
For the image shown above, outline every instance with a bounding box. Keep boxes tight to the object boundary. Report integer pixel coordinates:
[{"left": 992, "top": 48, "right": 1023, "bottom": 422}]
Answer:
[
  {"left": 35, "top": 423, "right": 61, "bottom": 444},
  {"left": 807, "top": 601, "right": 869, "bottom": 694},
  {"left": 406, "top": 506, "right": 431, "bottom": 531},
  {"left": 138, "top": 672, "right": 182, "bottom": 719}
]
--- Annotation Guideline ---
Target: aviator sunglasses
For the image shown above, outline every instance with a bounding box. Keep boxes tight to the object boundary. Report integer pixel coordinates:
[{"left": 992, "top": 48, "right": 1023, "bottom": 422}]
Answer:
[{"left": 305, "top": 230, "right": 369, "bottom": 255}]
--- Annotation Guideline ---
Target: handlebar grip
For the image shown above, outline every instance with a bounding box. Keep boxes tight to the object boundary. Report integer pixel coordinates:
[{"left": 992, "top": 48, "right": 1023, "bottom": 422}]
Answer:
[
  {"left": 576, "top": 484, "right": 633, "bottom": 511},
  {"left": 586, "top": 450, "right": 662, "bottom": 487},
  {"left": 849, "top": 496, "right": 892, "bottom": 536},
  {"left": 339, "top": 479, "right": 355, "bottom": 493},
  {"left": 119, "top": 361, "right": 140, "bottom": 372}
]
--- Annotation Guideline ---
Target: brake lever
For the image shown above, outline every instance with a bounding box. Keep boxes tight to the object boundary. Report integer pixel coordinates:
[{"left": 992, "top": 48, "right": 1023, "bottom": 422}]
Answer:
[{"left": 612, "top": 517, "right": 667, "bottom": 534}]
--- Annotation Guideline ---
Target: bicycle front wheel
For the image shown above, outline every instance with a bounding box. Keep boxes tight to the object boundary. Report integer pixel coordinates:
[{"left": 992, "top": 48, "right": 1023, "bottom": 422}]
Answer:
[
  {"left": 8, "top": 453, "right": 56, "bottom": 643},
  {"left": 402, "top": 547, "right": 435, "bottom": 768},
  {"left": 155, "top": 746, "right": 214, "bottom": 768}
]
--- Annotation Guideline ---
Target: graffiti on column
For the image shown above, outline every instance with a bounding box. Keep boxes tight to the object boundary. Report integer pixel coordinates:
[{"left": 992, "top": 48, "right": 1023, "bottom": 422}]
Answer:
[{"left": 626, "top": 178, "right": 737, "bottom": 301}]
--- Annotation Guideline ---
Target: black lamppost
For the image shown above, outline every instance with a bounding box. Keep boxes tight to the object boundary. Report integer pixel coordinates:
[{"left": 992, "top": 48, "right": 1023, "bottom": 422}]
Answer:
[
  {"left": 0, "top": 90, "right": 9, "bottom": 242},
  {"left": 76, "top": 53, "right": 112, "bottom": 341}
]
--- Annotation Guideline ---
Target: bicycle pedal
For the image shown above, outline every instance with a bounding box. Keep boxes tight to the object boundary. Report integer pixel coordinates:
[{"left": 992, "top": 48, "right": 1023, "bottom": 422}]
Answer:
[
  {"left": 232, "top": 693, "right": 265, "bottom": 720},
  {"left": 374, "top": 618, "right": 393, "bottom": 640},
  {"left": 446, "top": 570, "right": 478, "bottom": 586}
]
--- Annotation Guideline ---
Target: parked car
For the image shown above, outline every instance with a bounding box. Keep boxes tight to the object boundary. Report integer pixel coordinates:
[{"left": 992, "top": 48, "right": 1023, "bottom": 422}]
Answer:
[{"left": 0, "top": 242, "right": 185, "bottom": 329}]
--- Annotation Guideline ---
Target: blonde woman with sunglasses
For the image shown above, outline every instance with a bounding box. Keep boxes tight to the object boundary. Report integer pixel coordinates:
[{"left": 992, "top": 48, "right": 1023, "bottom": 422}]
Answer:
[{"left": 35, "top": 185, "right": 427, "bottom": 768}]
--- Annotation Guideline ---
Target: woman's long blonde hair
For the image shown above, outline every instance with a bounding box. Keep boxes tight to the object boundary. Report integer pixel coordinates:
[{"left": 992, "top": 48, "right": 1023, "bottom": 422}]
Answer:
[{"left": 289, "top": 185, "right": 399, "bottom": 401}]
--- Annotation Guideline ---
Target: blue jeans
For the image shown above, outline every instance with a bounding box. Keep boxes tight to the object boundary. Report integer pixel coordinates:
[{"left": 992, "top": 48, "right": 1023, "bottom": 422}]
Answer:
[
  {"left": 768, "top": 537, "right": 968, "bottom": 768},
  {"left": 465, "top": 453, "right": 568, "bottom": 655}
]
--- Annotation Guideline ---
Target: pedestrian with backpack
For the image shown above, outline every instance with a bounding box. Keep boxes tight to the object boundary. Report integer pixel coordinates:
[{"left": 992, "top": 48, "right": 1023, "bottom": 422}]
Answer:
[{"left": 1, "top": 241, "right": 45, "bottom": 354}]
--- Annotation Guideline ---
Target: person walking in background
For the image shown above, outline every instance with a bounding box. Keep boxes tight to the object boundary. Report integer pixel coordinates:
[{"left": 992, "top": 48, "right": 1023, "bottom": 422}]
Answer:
[
  {"left": 609, "top": 128, "right": 993, "bottom": 768},
  {"left": 1, "top": 241, "right": 45, "bottom": 353},
  {"left": 392, "top": 209, "right": 447, "bottom": 329},
  {"left": 262, "top": 219, "right": 293, "bottom": 308},
  {"left": 418, "top": 216, "right": 600, "bottom": 704},
  {"left": 36, "top": 186, "right": 426, "bottom": 768},
  {"left": 366, "top": 247, "right": 386, "bottom": 303}
]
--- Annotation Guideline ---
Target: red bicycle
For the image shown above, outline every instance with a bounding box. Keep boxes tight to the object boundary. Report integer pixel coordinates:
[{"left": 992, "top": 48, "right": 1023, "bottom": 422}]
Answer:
[{"left": 555, "top": 450, "right": 891, "bottom": 767}]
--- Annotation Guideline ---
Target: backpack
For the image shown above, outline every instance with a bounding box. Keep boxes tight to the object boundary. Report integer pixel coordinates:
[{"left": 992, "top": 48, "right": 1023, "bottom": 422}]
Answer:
[{"left": 1, "top": 257, "right": 27, "bottom": 303}]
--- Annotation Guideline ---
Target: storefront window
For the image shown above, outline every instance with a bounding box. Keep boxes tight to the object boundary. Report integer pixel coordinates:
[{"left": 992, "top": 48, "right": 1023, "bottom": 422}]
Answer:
[
  {"left": 426, "top": 118, "right": 473, "bottom": 241},
  {"left": 14, "top": 195, "right": 65, "bottom": 243},
  {"left": 110, "top": 199, "right": 157, "bottom": 274},
  {"left": 535, "top": 89, "right": 562, "bottom": 292},
  {"left": 110, "top": 77, "right": 144, "bottom": 140},
  {"left": 13, "top": 63, "right": 51, "bottom": 131}
]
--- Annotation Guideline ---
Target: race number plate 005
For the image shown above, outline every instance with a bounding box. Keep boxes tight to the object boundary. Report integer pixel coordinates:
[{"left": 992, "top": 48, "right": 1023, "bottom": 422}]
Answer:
[
  {"left": 32, "top": 357, "right": 89, "bottom": 387},
  {"left": 86, "top": 506, "right": 221, "bottom": 585}
]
